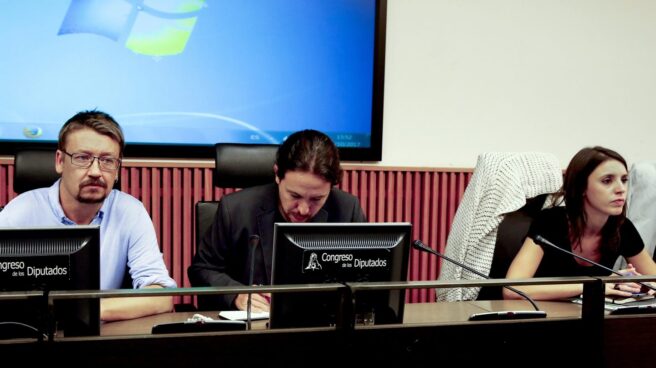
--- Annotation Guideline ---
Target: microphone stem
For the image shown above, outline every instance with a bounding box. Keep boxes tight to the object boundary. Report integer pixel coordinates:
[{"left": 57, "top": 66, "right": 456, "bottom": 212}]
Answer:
[
  {"left": 414, "top": 241, "right": 540, "bottom": 311},
  {"left": 534, "top": 235, "right": 656, "bottom": 292},
  {"left": 246, "top": 235, "right": 260, "bottom": 330},
  {"left": 536, "top": 236, "right": 622, "bottom": 276},
  {"left": 435, "top": 250, "right": 540, "bottom": 311}
]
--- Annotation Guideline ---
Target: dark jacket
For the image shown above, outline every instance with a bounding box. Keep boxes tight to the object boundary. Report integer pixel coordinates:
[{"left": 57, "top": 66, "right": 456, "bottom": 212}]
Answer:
[{"left": 188, "top": 183, "right": 366, "bottom": 310}]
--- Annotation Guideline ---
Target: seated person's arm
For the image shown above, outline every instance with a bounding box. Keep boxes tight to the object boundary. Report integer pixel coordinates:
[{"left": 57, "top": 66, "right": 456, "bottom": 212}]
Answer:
[
  {"left": 628, "top": 249, "right": 656, "bottom": 276},
  {"left": 503, "top": 237, "right": 584, "bottom": 300},
  {"left": 101, "top": 284, "right": 173, "bottom": 322},
  {"left": 504, "top": 237, "right": 640, "bottom": 300},
  {"left": 625, "top": 250, "right": 656, "bottom": 294},
  {"left": 102, "top": 204, "right": 176, "bottom": 321}
]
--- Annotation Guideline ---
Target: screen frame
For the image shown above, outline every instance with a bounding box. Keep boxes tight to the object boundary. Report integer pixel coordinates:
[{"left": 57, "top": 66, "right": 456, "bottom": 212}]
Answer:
[
  {"left": 269, "top": 222, "right": 411, "bottom": 329},
  {"left": 0, "top": 0, "right": 387, "bottom": 162}
]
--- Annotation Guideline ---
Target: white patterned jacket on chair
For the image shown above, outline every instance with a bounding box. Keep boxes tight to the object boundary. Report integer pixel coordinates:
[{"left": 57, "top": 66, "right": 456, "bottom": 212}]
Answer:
[{"left": 436, "top": 152, "right": 563, "bottom": 301}]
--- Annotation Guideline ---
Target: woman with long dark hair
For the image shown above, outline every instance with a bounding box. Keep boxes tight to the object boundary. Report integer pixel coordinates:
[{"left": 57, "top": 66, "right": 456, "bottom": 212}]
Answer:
[{"left": 504, "top": 146, "right": 656, "bottom": 300}]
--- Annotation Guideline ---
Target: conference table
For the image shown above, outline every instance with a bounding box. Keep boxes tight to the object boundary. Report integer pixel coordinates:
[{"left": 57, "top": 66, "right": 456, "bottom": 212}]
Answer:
[
  {"left": 100, "top": 299, "right": 581, "bottom": 335},
  {"left": 1, "top": 300, "right": 650, "bottom": 367},
  {"left": 2, "top": 279, "right": 655, "bottom": 367}
]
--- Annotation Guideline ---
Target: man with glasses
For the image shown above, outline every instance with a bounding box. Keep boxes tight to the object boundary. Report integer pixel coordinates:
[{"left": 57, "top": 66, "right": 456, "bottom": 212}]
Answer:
[{"left": 0, "top": 110, "right": 176, "bottom": 321}]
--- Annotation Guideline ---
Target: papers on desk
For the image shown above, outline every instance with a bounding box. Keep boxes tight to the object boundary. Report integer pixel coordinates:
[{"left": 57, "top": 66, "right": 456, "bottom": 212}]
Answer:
[
  {"left": 152, "top": 314, "right": 246, "bottom": 334},
  {"left": 218, "top": 310, "right": 269, "bottom": 321},
  {"left": 570, "top": 296, "right": 656, "bottom": 311},
  {"left": 605, "top": 294, "right": 654, "bottom": 305}
]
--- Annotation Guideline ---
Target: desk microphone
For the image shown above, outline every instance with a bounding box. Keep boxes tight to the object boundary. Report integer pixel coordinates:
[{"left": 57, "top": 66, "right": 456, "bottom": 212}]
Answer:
[
  {"left": 533, "top": 235, "right": 656, "bottom": 314},
  {"left": 533, "top": 235, "right": 656, "bottom": 291},
  {"left": 246, "top": 234, "right": 260, "bottom": 330},
  {"left": 413, "top": 240, "right": 547, "bottom": 321}
]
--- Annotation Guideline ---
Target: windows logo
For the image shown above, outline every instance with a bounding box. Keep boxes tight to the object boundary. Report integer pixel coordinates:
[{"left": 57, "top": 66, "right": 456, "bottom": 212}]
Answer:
[{"left": 58, "top": 0, "right": 205, "bottom": 57}]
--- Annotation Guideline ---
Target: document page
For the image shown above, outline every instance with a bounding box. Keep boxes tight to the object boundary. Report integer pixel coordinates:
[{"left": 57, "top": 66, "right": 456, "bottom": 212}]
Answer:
[{"left": 218, "top": 310, "right": 269, "bottom": 321}]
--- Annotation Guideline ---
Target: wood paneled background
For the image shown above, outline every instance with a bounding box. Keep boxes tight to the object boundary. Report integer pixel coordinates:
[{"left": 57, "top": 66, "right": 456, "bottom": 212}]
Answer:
[{"left": 0, "top": 158, "right": 472, "bottom": 303}]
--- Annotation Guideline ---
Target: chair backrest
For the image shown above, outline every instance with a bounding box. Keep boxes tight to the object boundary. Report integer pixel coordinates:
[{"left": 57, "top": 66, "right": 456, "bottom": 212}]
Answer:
[
  {"left": 13, "top": 150, "right": 59, "bottom": 194},
  {"left": 476, "top": 194, "right": 548, "bottom": 300},
  {"left": 213, "top": 143, "right": 278, "bottom": 188},
  {"left": 437, "top": 152, "right": 563, "bottom": 301}
]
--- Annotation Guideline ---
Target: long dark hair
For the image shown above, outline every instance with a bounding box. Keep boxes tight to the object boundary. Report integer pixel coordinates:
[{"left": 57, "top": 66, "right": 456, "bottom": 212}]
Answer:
[
  {"left": 275, "top": 129, "right": 342, "bottom": 186},
  {"left": 555, "top": 146, "right": 627, "bottom": 253}
]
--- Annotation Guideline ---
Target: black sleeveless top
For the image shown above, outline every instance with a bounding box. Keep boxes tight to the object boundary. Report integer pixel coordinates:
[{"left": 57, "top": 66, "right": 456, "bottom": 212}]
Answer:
[{"left": 527, "top": 207, "right": 644, "bottom": 277}]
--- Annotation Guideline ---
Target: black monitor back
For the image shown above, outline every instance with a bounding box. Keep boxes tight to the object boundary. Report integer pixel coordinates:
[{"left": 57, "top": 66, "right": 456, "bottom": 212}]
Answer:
[
  {"left": 269, "top": 222, "right": 411, "bottom": 329},
  {"left": 0, "top": 226, "right": 100, "bottom": 338}
]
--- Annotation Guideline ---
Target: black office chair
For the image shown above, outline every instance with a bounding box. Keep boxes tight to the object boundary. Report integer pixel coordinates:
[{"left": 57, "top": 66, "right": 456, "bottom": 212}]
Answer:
[
  {"left": 194, "top": 143, "right": 278, "bottom": 247},
  {"left": 213, "top": 143, "right": 279, "bottom": 189},
  {"left": 194, "top": 143, "right": 278, "bottom": 310},
  {"left": 0, "top": 150, "right": 60, "bottom": 338},
  {"left": 0, "top": 150, "right": 58, "bottom": 212},
  {"left": 13, "top": 149, "right": 59, "bottom": 194},
  {"left": 476, "top": 194, "right": 549, "bottom": 300}
]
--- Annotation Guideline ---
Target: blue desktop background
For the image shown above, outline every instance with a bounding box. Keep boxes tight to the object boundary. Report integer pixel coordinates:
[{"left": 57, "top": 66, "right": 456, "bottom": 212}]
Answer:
[{"left": 0, "top": 0, "right": 376, "bottom": 151}]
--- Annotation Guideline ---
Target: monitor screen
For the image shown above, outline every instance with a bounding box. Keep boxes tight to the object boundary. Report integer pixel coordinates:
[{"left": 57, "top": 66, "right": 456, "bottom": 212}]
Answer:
[
  {"left": 269, "top": 222, "right": 411, "bottom": 329},
  {"left": 0, "top": 0, "right": 386, "bottom": 161},
  {"left": 0, "top": 226, "right": 100, "bottom": 339}
]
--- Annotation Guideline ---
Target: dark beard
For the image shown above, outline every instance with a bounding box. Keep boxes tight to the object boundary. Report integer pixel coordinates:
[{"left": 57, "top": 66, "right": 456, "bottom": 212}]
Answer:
[
  {"left": 76, "top": 194, "right": 106, "bottom": 204},
  {"left": 77, "top": 179, "right": 108, "bottom": 204}
]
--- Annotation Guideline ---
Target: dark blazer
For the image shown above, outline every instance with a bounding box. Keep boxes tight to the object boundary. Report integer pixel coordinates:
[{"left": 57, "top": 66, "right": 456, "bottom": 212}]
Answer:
[{"left": 188, "top": 183, "right": 366, "bottom": 310}]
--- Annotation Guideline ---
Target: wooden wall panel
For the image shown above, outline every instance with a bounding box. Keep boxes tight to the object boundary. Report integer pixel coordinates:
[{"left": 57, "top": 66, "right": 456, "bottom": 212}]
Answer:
[{"left": 0, "top": 159, "right": 471, "bottom": 303}]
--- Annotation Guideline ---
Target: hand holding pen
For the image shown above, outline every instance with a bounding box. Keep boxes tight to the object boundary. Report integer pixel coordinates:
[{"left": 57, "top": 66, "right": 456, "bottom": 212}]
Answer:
[
  {"left": 607, "top": 264, "right": 654, "bottom": 297},
  {"left": 234, "top": 288, "right": 271, "bottom": 312}
]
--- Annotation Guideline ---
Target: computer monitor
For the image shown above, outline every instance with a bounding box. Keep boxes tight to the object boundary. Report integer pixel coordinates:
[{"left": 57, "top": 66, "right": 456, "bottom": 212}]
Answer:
[
  {"left": 0, "top": 0, "right": 387, "bottom": 161},
  {"left": 269, "top": 222, "right": 411, "bottom": 328},
  {"left": 0, "top": 226, "right": 100, "bottom": 338}
]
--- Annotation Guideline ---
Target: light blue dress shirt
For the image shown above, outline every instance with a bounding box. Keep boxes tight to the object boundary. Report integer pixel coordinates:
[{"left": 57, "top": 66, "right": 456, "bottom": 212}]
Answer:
[{"left": 0, "top": 179, "right": 177, "bottom": 290}]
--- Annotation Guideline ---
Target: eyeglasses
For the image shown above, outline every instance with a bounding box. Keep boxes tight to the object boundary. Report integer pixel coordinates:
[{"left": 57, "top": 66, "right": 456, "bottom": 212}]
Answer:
[{"left": 62, "top": 150, "right": 122, "bottom": 171}]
